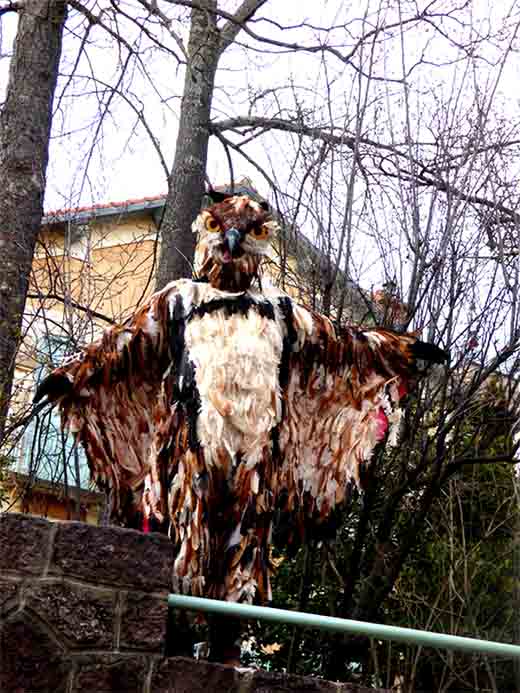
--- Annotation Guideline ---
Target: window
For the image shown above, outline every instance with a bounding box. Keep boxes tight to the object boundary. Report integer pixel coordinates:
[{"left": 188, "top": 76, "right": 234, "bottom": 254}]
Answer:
[{"left": 20, "top": 335, "right": 90, "bottom": 490}]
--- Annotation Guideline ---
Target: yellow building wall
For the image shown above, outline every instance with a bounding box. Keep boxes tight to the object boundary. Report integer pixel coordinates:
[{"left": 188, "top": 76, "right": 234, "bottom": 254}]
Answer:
[
  {"left": 6, "top": 212, "right": 159, "bottom": 526},
  {"left": 31, "top": 213, "right": 157, "bottom": 323},
  {"left": 2, "top": 480, "right": 101, "bottom": 525}
]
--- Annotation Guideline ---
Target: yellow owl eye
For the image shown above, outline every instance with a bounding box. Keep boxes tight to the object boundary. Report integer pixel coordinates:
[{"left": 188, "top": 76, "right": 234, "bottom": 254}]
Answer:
[
  {"left": 205, "top": 216, "right": 221, "bottom": 233},
  {"left": 250, "top": 225, "right": 269, "bottom": 240}
]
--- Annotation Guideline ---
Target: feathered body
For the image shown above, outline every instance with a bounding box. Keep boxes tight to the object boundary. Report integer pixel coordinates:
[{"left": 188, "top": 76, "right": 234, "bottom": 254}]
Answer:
[{"left": 36, "top": 195, "right": 446, "bottom": 607}]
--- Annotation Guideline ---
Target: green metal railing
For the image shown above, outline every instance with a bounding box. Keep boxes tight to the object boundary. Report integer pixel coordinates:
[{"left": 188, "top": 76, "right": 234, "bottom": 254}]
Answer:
[{"left": 168, "top": 594, "right": 520, "bottom": 659}]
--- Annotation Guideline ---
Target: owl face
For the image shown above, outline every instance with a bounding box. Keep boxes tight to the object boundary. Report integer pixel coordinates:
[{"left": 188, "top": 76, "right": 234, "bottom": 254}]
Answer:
[{"left": 193, "top": 195, "right": 279, "bottom": 291}]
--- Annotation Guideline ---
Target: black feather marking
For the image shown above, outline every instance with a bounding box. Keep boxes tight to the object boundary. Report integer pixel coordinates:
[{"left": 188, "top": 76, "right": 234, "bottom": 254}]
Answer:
[
  {"left": 189, "top": 294, "right": 276, "bottom": 321},
  {"left": 241, "top": 502, "right": 257, "bottom": 533},
  {"left": 168, "top": 294, "right": 186, "bottom": 390},
  {"left": 410, "top": 339, "right": 448, "bottom": 364},
  {"left": 174, "top": 355, "right": 201, "bottom": 451},
  {"left": 34, "top": 372, "right": 73, "bottom": 403},
  {"left": 130, "top": 332, "right": 143, "bottom": 377},
  {"left": 121, "top": 343, "right": 131, "bottom": 379},
  {"left": 89, "top": 365, "right": 104, "bottom": 390},
  {"left": 168, "top": 294, "right": 202, "bottom": 451},
  {"left": 270, "top": 425, "right": 282, "bottom": 465},
  {"left": 277, "top": 297, "right": 297, "bottom": 391},
  {"left": 240, "top": 544, "right": 255, "bottom": 566}
]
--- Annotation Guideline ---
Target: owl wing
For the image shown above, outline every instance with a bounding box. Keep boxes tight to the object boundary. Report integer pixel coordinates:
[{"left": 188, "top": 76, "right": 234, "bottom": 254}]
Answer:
[
  {"left": 277, "top": 298, "right": 447, "bottom": 528},
  {"left": 34, "top": 280, "right": 189, "bottom": 526}
]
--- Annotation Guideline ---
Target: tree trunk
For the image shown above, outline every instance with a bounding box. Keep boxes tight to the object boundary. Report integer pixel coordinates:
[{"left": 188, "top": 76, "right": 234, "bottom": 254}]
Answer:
[
  {"left": 155, "top": 0, "right": 220, "bottom": 288},
  {"left": 0, "top": 0, "right": 67, "bottom": 441}
]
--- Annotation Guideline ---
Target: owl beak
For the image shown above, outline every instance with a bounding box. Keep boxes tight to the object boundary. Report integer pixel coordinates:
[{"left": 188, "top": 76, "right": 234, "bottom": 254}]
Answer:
[{"left": 224, "top": 228, "right": 242, "bottom": 258}]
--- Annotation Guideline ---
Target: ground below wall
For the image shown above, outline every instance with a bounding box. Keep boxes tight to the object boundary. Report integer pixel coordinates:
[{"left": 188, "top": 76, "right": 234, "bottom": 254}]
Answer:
[{"left": 0, "top": 513, "right": 385, "bottom": 692}]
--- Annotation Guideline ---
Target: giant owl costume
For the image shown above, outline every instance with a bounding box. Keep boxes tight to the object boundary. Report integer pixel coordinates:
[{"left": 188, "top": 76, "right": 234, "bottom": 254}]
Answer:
[{"left": 36, "top": 193, "right": 446, "bottom": 657}]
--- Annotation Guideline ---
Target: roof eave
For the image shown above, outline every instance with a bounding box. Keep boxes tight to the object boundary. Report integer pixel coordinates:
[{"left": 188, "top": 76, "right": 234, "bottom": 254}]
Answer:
[{"left": 42, "top": 198, "right": 166, "bottom": 226}]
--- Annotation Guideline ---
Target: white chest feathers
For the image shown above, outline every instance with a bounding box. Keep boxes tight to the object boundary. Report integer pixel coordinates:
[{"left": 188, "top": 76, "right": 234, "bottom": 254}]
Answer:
[{"left": 184, "top": 309, "right": 284, "bottom": 466}]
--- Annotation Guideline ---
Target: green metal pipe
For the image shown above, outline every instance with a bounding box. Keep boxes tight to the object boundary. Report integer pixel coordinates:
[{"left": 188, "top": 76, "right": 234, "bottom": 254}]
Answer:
[{"left": 168, "top": 594, "right": 520, "bottom": 659}]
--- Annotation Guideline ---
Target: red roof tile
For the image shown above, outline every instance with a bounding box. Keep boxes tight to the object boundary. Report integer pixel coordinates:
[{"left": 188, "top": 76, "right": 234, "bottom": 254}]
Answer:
[
  {"left": 43, "top": 179, "right": 258, "bottom": 222},
  {"left": 44, "top": 194, "right": 167, "bottom": 219}
]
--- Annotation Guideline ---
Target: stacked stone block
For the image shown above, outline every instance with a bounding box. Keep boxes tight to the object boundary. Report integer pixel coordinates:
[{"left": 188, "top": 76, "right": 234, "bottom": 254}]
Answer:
[{"left": 0, "top": 513, "right": 382, "bottom": 692}]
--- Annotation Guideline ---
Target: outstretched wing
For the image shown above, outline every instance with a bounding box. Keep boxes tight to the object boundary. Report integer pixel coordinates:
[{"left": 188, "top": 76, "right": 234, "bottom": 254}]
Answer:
[
  {"left": 34, "top": 280, "right": 189, "bottom": 526},
  {"left": 277, "top": 298, "right": 446, "bottom": 529}
]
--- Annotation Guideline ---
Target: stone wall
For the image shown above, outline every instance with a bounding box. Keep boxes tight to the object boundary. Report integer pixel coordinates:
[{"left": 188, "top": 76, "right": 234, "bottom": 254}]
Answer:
[{"left": 0, "top": 513, "right": 383, "bottom": 692}]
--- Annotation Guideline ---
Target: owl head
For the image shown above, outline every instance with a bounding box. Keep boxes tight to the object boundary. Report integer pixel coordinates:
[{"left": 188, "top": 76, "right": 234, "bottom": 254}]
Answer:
[{"left": 192, "top": 193, "right": 279, "bottom": 291}]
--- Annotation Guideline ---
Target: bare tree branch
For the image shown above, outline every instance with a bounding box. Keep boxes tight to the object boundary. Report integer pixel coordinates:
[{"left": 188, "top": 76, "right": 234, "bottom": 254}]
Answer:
[
  {"left": 26, "top": 292, "right": 115, "bottom": 325},
  {"left": 218, "top": 0, "right": 268, "bottom": 53},
  {"left": 212, "top": 115, "right": 520, "bottom": 225}
]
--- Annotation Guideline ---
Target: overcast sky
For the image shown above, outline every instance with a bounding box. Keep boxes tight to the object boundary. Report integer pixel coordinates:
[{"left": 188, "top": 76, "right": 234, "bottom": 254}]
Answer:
[
  {"left": 2, "top": 0, "right": 515, "bottom": 212},
  {"left": 2, "top": 0, "right": 520, "bottom": 345}
]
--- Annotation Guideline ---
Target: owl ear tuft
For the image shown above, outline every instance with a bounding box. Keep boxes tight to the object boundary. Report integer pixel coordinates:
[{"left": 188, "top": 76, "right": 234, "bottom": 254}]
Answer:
[
  {"left": 204, "top": 189, "right": 232, "bottom": 206},
  {"left": 410, "top": 339, "right": 448, "bottom": 364}
]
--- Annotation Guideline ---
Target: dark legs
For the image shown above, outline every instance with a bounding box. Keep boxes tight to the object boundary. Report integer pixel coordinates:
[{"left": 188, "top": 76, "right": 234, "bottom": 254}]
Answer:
[
  {"left": 164, "top": 608, "right": 196, "bottom": 658},
  {"left": 208, "top": 614, "right": 243, "bottom": 666},
  {"left": 164, "top": 608, "right": 243, "bottom": 666}
]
